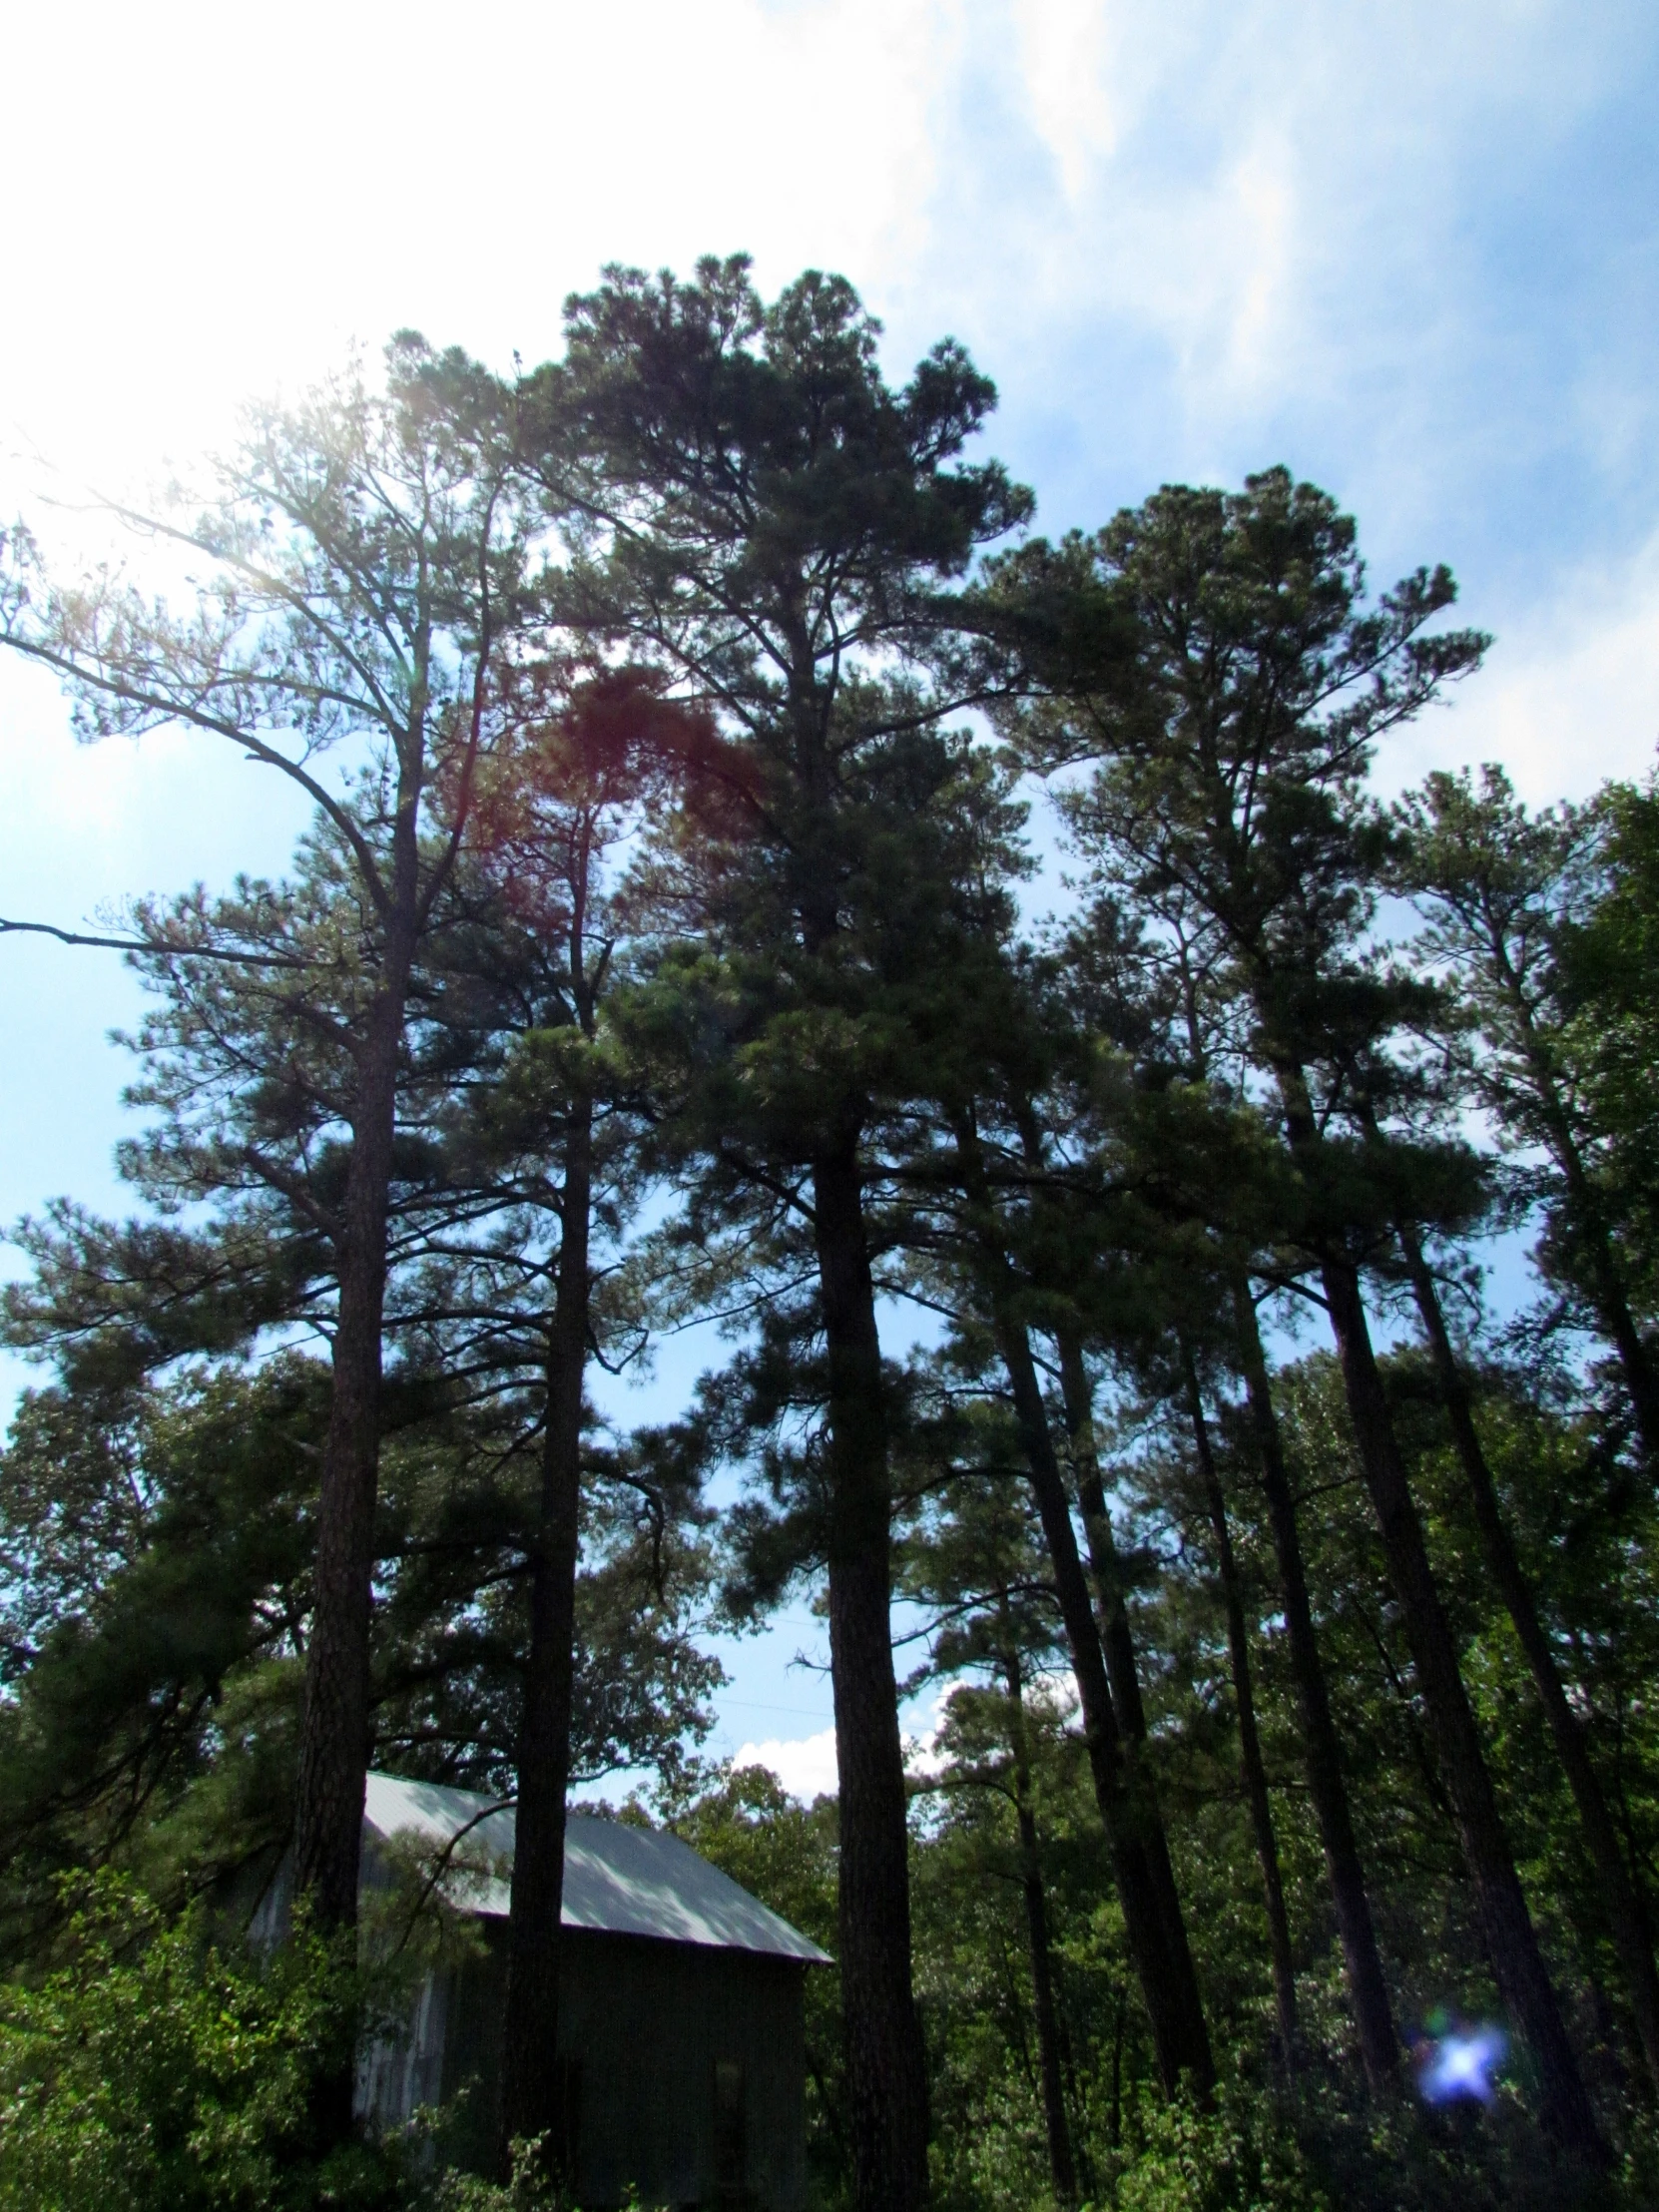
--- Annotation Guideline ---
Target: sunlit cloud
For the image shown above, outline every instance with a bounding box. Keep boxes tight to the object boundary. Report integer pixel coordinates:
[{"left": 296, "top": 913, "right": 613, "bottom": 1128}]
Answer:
[
  {"left": 733, "top": 1728, "right": 839, "bottom": 1803},
  {"left": 1389, "top": 523, "right": 1659, "bottom": 806},
  {"left": 1, "top": 0, "right": 969, "bottom": 491},
  {"left": 1013, "top": 0, "right": 1121, "bottom": 200},
  {"left": 729, "top": 1675, "right": 1070, "bottom": 1803}
]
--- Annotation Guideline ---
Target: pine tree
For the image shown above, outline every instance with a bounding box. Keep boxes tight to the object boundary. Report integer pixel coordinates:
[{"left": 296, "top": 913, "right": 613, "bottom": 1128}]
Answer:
[
  {"left": 988, "top": 470, "right": 1606, "bottom": 2159},
  {"left": 520, "top": 257, "right": 1030, "bottom": 2212},
  {"left": 1394, "top": 765, "right": 1659, "bottom": 1461},
  {"left": 0, "top": 342, "right": 539, "bottom": 1979}
]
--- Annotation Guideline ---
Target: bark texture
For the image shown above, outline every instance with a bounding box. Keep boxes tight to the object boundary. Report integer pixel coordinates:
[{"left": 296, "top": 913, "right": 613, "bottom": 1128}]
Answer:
[
  {"left": 293, "top": 870, "right": 421, "bottom": 1931},
  {"left": 1000, "top": 1636, "right": 1078, "bottom": 2206},
  {"left": 289, "top": 861, "right": 421, "bottom": 2147},
  {"left": 1229, "top": 1276, "right": 1400, "bottom": 2091},
  {"left": 813, "top": 1144, "right": 931, "bottom": 2212},
  {"left": 499, "top": 1096, "right": 594, "bottom": 2172},
  {"left": 1553, "top": 1144, "right": 1659, "bottom": 1461},
  {"left": 1319, "top": 1250, "right": 1605, "bottom": 2159},
  {"left": 1056, "top": 1337, "right": 1222, "bottom": 2067},
  {"left": 1490, "top": 943, "right": 1659, "bottom": 1462},
  {"left": 1179, "top": 1346, "right": 1299, "bottom": 2060},
  {"left": 996, "top": 1311, "right": 1215, "bottom": 2096}
]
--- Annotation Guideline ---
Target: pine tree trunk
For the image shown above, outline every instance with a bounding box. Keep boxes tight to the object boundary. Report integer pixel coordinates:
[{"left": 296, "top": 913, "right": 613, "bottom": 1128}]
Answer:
[
  {"left": 1055, "top": 1335, "right": 1220, "bottom": 2073},
  {"left": 1499, "top": 964, "right": 1659, "bottom": 1461},
  {"left": 1178, "top": 1344, "right": 1299, "bottom": 2060},
  {"left": 1229, "top": 1274, "right": 1401, "bottom": 2091},
  {"left": 499, "top": 1093, "right": 594, "bottom": 2175},
  {"left": 1319, "top": 1250, "right": 1606, "bottom": 2159},
  {"left": 291, "top": 844, "right": 420, "bottom": 2143},
  {"left": 1549, "top": 1125, "right": 1659, "bottom": 1463},
  {"left": 1000, "top": 1639, "right": 1078, "bottom": 2205},
  {"left": 291, "top": 956, "right": 409, "bottom": 1932},
  {"left": 290, "top": 727, "right": 428, "bottom": 1939},
  {"left": 812, "top": 1142, "right": 931, "bottom": 2212},
  {"left": 1055, "top": 1338, "right": 1150, "bottom": 1735},
  {"left": 995, "top": 1309, "right": 1215, "bottom": 2095},
  {"left": 1395, "top": 1224, "right": 1659, "bottom": 2091}
]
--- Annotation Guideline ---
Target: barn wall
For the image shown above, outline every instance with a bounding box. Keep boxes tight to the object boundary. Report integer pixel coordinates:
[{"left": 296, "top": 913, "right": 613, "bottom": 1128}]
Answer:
[
  {"left": 373, "top": 1922, "right": 810, "bottom": 2211},
  {"left": 566, "top": 1929, "right": 808, "bottom": 2211}
]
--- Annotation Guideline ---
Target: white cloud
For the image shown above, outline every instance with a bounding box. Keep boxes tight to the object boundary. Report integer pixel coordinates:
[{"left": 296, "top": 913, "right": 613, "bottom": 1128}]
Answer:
[
  {"left": 906, "top": 1673, "right": 1083, "bottom": 1790},
  {"left": 1014, "top": 0, "right": 1122, "bottom": 200},
  {"left": 728, "top": 1677, "right": 1069, "bottom": 1803},
  {"left": 733, "top": 1727, "right": 838, "bottom": 1802},
  {"left": 0, "top": 0, "right": 1592, "bottom": 495},
  {"left": 1102, "top": 131, "right": 1300, "bottom": 398},
  {"left": 1387, "top": 527, "right": 1659, "bottom": 806},
  {"left": 902, "top": 1691, "right": 951, "bottom": 1784},
  {"left": 5, "top": 0, "right": 1650, "bottom": 637},
  {"left": 1028, "top": 1668, "right": 1080, "bottom": 1721},
  {"left": 0, "top": 0, "right": 967, "bottom": 494}
]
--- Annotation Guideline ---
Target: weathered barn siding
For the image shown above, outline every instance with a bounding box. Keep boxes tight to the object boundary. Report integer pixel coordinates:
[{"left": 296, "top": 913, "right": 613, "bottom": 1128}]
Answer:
[
  {"left": 346, "top": 1777, "right": 825, "bottom": 2210},
  {"left": 423, "top": 1921, "right": 809, "bottom": 2210},
  {"left": 356, "top": 1959, "right": 450, "bottom": 2128}
]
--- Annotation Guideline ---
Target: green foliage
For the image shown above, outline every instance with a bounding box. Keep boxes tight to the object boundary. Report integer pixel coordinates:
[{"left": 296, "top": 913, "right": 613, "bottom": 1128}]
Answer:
[
  {"left": 0, "top": 1361, "right": 322, "bottom": 1955},
  {"left": 1110, "top": 2089, "right": 1330, "bottom": 2212},
  {"left": 13, "top": 300, "right": 1659, "bottom": 2211},
  {"left": 0, "top": 1877, "right": 403, "bottom": 2212},
  {"left": 0, "top": 1343, "right": 721, "bottom": 1961},
  {"left": 415, "top": 2134, "right": 563, "bottom": 2212},
  {"left": 1558, "top": 775, "right": 1659, "bottom": 1321}
]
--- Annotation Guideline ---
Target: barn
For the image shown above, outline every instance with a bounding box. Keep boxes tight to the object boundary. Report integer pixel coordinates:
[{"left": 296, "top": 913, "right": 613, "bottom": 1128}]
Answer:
[{"left": 351, "top": 1773, "right": 830, "bottom": 2211}]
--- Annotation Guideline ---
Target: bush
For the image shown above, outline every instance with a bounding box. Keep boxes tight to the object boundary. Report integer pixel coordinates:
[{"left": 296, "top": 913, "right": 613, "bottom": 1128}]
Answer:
[
  {"left": 1110, "top": 2089, "right": 1331, "bottom": 2212},
  {"left": 0, "top": 1875, "right": 404, "bottom": 2212}
]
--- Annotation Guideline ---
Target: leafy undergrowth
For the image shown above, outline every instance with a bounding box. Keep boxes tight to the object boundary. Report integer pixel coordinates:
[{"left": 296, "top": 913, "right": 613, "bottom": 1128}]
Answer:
[
  {"left": 0, "top": 1875, "right": 404, "bottom": 2212},
  {"left": 6, "top": 1877, "right": 1657, "bottom": 2212}
]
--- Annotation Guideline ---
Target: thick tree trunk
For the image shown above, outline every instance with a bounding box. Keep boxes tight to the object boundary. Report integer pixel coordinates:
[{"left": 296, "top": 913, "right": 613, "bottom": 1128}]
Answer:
[
  {"left": 1055, "top": 1339, "right": 1150, "bottom": 1736},
  {"left": 290, "top": 869, "right": 420, "bottom": 2145},
  {"left": 1228, "top": 1275, "right": 1401, "bottom": 2091},
  {"left": 1177, "top": 1344, "right": 1299, "bottom": 2060},
  {"left": 1395, "top": 1224, "right": 1659, "bottom": 2091},
  {"left": 1319, "top": 1250, "right": 1605, "bottom": 2159},
  {"left": 293, "top": 902, "right": 418, "bottom": 1930},
  {"left": 499, "top": 1094, "right": 594, "bottom": 2175},
  {"left": 1055, "top": 1335, "right": 1220, "bottom": 2071},
  {"left": 812, "top": 1143, "right": 931, "bottom": 2212},
  {"left": 1000, "top": 1639, "right": 1078, "bottom": 2206},
  {"left": 995, "top": 1309, "right": 1215, "bottom": 2095}
]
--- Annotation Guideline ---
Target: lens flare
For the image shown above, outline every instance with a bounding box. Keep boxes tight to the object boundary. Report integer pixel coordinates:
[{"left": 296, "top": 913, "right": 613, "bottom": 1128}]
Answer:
[{"left": 1414, "top": 2021, "right": 1507, "bottom": 2105}]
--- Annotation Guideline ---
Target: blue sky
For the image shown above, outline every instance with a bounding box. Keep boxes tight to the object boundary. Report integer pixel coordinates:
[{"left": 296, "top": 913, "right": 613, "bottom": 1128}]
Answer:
[{"left": 3, "top": 0, "right": 1657, "bottom": 1799}]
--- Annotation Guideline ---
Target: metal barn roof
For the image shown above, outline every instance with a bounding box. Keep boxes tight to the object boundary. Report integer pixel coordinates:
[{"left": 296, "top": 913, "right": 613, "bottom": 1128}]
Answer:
[{"left": 362, "top": 1772, "right": 830, "bottom": 1964}]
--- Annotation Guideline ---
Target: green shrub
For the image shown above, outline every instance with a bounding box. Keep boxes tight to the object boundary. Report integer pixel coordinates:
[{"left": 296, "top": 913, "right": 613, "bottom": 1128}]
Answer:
[
  {"left": 0, "top": 1874, "right": 403, "bottom": 2212},
  {"left": 1111, "top": 2089, "right": 1331, "bottom": 2212}
]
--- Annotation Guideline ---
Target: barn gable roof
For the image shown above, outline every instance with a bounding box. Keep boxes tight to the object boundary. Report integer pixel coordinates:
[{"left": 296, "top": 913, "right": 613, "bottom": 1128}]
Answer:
[{"left": 363, "top": 1772, "right": 830, "bottom": 1964}]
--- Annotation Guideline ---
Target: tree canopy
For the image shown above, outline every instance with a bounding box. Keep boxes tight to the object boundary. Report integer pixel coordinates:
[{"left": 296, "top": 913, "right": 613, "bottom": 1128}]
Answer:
[{"left": 4, "top": 275, "right": 1659, "bottom": 2212}]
